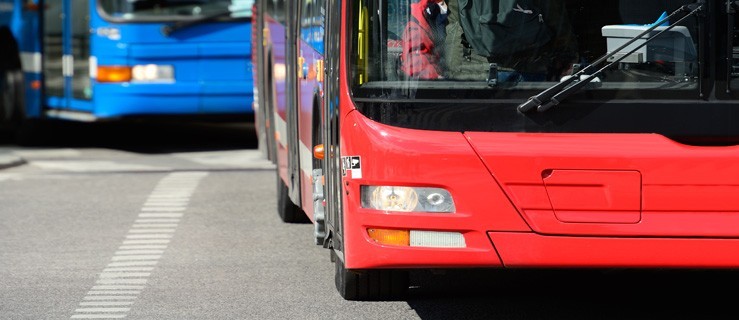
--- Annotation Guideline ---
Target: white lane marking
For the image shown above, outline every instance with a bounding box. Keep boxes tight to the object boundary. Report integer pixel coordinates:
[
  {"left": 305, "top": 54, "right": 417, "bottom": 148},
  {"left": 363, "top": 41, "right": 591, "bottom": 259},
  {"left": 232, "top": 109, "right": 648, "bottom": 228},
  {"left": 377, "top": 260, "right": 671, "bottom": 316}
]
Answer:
[
  {"left": 96, "top": 279, "right": 148, "bottom": 285},
  {"left": 134, "top": 219, "right": 180, "bottom": 223},
  {"left": 143, "top": 202, "right": 188, "bottom": 207},
  {"left": 72, "top": 172, "right": 208, "bottom": 319},
  {"left": 102, "top": 267, "right": 155, "bottom": 272},
  {"left": 71, "top": 315, "right": 126, "bottom": 319},
  {"left": 91, "top": 285, "right": 145, "bottom": 290},
  {"left": 125, "top": 234, "right": 173, "bottom": 239},
  {"left": 121, "top": 239, "right": 170, "bottom": 245},
  {"left": 137, "top": 213, "right": 183, "bottom": 218},
  {"left": 79, "top": 302, "right": 135, "bottom": 306},
  {"left": 86, "top": 291, "right": 141, "bottom": 296},
  {"left": 75, "top": 308, "right": 131, "bottom": 313},
  {"left": 98, "top": 273, "right": 152, "bottom": 278},
  {"left": 117, "top": 245, "right": 167, "bottom": 250},
  {"left": 110, "top": 255, "right": 162, "bottom": 261},
  {"left": 131, "top": 224, "right": 178, "bottom": 228},
  {"left": 149, "top": 193, "right": 192, "bottom": 196},
  {"left": 83, "top": 296, "right": 138, "bottom": 300},
  {"left": 127, "top": 229, "right": 176, "bottom": 234},
  {"left": 141, "top": 207, "right": 187, "bottom": 212},
  {"left": 114, "top": 250, "right": 164, "bottom": 255},
  {"left": 147, "top": 195, "right": 191, "bottom": 198},
  {"left": 106, "top": 261, "right": 158, "bottom": 267}
]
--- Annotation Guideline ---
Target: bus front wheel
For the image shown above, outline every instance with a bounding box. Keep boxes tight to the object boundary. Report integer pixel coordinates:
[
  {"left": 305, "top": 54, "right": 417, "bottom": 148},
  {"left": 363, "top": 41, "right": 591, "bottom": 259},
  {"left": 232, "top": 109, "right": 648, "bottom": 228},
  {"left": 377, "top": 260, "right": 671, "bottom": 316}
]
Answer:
[{"left": 334, "top": 253, "right": 409, "bottom": 301}]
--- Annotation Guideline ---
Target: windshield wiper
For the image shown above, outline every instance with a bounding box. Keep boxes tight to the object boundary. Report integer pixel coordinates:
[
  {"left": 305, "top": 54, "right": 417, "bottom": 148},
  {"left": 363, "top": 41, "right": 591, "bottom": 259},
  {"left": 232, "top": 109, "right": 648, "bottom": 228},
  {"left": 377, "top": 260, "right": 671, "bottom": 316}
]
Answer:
[
  {"left": 518, "top": 1, "right": 705, "bottom": 113},
  {"left": 161, "top": 7, "right": 251, "bottom": 37}
]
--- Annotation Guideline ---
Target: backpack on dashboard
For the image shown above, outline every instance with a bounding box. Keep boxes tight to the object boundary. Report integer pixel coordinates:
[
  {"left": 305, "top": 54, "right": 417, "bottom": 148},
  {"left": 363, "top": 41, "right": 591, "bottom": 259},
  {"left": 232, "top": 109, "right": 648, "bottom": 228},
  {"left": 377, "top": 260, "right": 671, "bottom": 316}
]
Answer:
[{"left": 457, "top": 0, "right": 552, "bottom": 58}]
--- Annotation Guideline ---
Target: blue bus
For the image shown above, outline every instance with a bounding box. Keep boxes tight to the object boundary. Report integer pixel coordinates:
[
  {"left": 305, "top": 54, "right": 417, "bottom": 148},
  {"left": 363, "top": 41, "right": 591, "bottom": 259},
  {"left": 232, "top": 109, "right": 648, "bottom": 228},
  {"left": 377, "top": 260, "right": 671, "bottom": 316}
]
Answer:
[{"left": 0, "top": 0, "right": 254, "bottom": 140}]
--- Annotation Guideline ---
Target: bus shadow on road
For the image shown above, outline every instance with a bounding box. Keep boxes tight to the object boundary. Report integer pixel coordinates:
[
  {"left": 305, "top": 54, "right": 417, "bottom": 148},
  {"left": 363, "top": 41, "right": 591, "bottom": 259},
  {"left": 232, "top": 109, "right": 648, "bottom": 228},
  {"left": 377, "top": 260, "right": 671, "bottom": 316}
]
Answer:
[
  {"left": 0, "top": 119, "right": 257, "bottom": 154},
  {"left": 406, "top": 268, "right": 739, "bottom": 320}
]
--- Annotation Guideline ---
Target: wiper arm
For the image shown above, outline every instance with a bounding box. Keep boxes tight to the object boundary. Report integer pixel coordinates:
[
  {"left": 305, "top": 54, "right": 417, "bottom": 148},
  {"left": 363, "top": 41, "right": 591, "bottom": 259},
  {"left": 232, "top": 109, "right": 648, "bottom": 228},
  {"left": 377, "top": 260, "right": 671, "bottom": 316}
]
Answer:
[
  {"left": 161, "top": 7, "right": 251, "bottom": 37},
  {"left": 518, "top": 1, "right": 704, "bottom": 113}
]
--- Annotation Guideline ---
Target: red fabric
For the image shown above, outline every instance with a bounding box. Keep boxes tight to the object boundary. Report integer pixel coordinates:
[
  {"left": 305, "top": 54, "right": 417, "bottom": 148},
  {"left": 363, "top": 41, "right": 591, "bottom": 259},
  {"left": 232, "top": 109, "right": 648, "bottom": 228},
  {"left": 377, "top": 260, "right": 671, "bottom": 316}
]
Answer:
[{"left": 400, "top": 1, "right": 443, "bottom": 79}]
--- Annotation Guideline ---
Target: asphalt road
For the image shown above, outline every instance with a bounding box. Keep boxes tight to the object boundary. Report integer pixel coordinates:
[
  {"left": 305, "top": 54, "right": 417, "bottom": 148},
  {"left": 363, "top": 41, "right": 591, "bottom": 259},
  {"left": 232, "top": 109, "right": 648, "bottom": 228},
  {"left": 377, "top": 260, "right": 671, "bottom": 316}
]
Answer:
[{"left": 1, "top": 120, "right": 739, "bottom": 320}]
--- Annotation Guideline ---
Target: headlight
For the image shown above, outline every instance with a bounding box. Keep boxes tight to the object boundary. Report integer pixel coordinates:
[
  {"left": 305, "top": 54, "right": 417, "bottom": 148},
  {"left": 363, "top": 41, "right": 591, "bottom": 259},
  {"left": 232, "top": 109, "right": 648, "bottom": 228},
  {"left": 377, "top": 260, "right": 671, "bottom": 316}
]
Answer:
[
  {"left": 361, "top": 186, "right": 455, "bottom": 213},
  {"left": 131, "top": 64, "right": 174, "bottom": 82}
]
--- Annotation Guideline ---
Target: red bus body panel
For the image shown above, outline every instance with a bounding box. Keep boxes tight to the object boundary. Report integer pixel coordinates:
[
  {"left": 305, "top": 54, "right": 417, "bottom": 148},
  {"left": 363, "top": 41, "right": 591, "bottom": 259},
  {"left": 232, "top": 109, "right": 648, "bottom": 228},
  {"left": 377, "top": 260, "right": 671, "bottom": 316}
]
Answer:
[{"left": 338, "top": 110, "right": 739, "bottom": 269}]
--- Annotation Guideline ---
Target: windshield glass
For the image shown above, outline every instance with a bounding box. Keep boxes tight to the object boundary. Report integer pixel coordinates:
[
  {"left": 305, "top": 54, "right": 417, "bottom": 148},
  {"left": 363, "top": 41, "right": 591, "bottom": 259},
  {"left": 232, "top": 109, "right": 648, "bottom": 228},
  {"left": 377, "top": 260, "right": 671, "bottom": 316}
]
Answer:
[
  {"left": 729, "top": 3, "right": 739, "bottom": 93},
  {"left": 98, "top": 0, "right": 254, "bottom": 21},
  {"left": 351, "top": 0, "right": 701, "bottom": 100}
]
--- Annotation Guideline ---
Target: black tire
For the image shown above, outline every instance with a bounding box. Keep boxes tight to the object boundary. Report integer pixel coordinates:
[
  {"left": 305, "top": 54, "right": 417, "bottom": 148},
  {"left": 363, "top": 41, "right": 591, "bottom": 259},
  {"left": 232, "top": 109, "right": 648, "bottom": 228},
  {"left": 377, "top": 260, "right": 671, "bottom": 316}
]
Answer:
[
  {"left": 276, "top": 175, "right": 310, "bottom": 223},
  {"left": 3, "top": 71, "right": 41, "bottom": 146},
  {"left": 334, "top": 253, "right": 409, "bottom": 301},
  {"left": 0, "top": 70, "right": 15, "bottom": 125}
]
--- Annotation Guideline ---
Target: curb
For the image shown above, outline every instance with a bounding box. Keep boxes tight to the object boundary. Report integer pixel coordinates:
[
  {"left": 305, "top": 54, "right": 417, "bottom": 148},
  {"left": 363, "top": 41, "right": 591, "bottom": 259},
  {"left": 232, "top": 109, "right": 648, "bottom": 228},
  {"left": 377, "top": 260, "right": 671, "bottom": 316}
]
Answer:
[{"left": 0, "top": 155, "right": 26, "bottom": 170}]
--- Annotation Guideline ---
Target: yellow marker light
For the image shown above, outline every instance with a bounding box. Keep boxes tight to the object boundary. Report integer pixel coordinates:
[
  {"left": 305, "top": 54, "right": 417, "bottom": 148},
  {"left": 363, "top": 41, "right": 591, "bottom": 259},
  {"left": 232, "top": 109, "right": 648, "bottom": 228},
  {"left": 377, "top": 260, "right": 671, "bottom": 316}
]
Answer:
[
  {"left": 313, "top": 144, "right": 325, "bottom": 160},
  {"left": 315, "top": 59, "right": 324, "bottom": 82},
  {"left": 367, "top": 228, "right": 410, "bottom": 246},
  {"left": 97, "top": 66, "right": 132, "bottom": 83},
  {"left": 297, "top": 56, "right": 305, "bottom": 79}
]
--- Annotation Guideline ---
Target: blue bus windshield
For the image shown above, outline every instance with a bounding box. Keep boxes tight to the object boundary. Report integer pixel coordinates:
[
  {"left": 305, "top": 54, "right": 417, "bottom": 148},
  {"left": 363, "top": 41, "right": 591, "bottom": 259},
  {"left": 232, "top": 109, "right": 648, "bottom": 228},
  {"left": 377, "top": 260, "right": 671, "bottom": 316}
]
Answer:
[{"left": 98, "top": 0, "right": 253, "bottom": 21}]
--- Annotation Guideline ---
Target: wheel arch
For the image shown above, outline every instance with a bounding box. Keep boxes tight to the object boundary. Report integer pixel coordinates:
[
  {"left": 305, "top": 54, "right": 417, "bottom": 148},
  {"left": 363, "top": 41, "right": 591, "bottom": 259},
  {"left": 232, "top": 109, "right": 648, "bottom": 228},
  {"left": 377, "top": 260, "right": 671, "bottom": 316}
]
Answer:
[{"left": 0, "top": 26, "right": 22, "bottom": 71}]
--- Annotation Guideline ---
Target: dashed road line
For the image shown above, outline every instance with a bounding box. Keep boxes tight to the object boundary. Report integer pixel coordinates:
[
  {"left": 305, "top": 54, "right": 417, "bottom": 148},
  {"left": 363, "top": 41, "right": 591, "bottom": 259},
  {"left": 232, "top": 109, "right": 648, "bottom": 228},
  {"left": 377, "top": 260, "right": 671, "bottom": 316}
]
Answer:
[{"left": 71, "top": 172, "right": 208, "bottom": 319}]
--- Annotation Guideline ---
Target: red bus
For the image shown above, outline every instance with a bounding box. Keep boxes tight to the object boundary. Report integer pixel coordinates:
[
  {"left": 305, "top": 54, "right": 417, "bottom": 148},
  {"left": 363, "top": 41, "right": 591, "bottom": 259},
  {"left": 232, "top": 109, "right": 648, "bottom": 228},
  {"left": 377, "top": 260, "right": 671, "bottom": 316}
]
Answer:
[{"left": 254, "top": 0, "right": 739, "bottom": 300}]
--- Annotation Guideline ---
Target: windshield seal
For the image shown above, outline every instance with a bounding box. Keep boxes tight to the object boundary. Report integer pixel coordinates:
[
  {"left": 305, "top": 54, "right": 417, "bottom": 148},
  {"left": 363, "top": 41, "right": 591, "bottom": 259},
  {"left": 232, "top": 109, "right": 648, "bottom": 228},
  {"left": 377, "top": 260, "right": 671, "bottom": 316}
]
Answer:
[{"left": 96, "top": 0, "right": 252, "bottom": 23}]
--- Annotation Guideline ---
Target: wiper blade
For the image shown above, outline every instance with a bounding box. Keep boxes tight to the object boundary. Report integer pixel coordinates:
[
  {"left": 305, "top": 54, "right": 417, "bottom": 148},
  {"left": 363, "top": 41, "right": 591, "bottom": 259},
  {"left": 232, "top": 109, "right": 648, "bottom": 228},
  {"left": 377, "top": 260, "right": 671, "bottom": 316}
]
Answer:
[
  {"left": 161, "top": 7, "right": 251, "bottom": 37},
  {"left": 518, "top": 1, "right": 704, "bottom": 113}
]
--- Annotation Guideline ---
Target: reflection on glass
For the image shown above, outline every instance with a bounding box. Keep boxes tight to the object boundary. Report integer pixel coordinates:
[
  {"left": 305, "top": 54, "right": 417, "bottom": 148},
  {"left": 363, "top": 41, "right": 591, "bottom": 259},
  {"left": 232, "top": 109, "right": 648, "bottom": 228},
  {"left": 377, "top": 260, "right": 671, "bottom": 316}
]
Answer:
[
  {"left": 352, "top": 0, "right": 700, "bottom": 99},
  {"left": 73, "top": 0, "right": 92, "bottom": 100},
  {"left": 43, "top": 1, "right": 64, "bottom": 97},
  {"left": 98, "top": 0, "right": 254, "bottom": 20},
  {"left": 731, "top": 6, "right": 739, "bottom": 91}
]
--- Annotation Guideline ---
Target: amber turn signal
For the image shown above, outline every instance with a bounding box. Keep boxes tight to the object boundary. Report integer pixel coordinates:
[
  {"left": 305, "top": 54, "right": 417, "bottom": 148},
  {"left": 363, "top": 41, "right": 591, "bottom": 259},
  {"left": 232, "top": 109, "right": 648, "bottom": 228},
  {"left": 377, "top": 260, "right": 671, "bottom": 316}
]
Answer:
[
  {"left": 313, "top": 144, "right": 325, "bottom": 160},
  {"left": 367, "top": 228, "right": 410, "bottom": 246},
  {"left": 97, "top": 66, "right": 132, "bottom": 83}
]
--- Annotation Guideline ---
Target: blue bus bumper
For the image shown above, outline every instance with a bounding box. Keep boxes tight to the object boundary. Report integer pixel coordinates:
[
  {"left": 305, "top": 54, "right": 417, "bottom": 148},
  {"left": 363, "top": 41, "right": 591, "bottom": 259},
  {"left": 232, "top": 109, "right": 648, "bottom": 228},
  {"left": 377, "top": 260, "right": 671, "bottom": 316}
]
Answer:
[{"left": 91, "top": 81, "right": 253, "bottom": 119}]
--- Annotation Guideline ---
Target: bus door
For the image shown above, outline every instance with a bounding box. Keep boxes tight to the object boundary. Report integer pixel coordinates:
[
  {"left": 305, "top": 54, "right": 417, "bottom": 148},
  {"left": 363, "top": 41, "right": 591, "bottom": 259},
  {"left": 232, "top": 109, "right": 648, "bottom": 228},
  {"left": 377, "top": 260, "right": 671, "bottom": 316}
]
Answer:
[{"left": 42, "top": 0, "right": 91, "bottom": 113}]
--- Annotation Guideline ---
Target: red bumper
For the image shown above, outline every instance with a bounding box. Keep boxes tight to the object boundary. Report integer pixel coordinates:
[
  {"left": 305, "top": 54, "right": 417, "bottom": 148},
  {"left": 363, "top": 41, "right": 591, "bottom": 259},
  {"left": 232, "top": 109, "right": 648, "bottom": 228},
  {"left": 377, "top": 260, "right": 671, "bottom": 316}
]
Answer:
[{"left": 340, "top": 110, "right": 739, "bottom": 269}]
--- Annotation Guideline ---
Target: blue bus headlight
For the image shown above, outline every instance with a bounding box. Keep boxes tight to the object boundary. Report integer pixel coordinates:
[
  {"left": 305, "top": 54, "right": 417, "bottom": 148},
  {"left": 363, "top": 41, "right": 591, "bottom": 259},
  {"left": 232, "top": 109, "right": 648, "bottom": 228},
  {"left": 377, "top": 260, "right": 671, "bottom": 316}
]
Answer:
[
  {"left": 361, "top": 186, "right": 455, "bottom": 213},
  {"left": 131, "top": 64, "right": 174, "bottom": 82}
]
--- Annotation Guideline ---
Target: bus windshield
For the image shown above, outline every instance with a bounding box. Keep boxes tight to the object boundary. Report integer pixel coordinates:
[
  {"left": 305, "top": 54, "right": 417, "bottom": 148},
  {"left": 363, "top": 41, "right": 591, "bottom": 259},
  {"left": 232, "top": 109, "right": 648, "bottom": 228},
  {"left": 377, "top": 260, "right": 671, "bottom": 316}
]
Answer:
[
  {"left": 351, "top": 0, "right": 702, "bottom": 100},
  {"left": 98, "top": 0, "right": 253, "bottom": 21}
]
